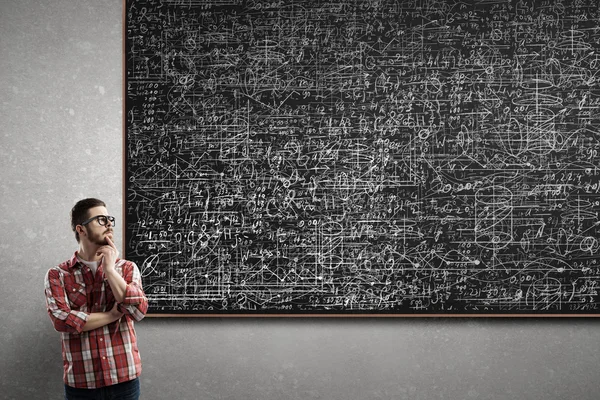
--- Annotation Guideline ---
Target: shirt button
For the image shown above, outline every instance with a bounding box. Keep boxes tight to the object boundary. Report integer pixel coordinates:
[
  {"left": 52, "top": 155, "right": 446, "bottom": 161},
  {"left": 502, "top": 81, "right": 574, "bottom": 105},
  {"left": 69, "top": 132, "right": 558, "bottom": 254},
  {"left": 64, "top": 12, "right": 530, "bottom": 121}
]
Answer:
[
  {"left": 73, "top": 288, "right": 77, "bottom": 292},
  {"left": 99, "top": 338, "right": 103, "bottom": 341},
  {"left": 103, "top": 356, "right": 106, "bottom": 360}
]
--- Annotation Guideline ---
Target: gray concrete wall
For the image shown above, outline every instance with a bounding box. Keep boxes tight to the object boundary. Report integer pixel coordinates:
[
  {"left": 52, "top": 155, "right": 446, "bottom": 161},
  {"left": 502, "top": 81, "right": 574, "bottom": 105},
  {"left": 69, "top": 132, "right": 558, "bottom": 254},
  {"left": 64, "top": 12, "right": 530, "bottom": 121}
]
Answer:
[{"left": 1, "top": 1, "right": 599, "bottom": 399}]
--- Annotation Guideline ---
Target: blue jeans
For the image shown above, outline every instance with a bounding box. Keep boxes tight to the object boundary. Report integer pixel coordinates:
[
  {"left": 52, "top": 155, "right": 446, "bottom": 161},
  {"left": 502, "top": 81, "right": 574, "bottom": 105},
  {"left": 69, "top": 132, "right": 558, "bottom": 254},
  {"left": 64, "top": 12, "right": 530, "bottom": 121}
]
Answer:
[{"left": 64, "top": 378, "right": 140, "bottom": 400}]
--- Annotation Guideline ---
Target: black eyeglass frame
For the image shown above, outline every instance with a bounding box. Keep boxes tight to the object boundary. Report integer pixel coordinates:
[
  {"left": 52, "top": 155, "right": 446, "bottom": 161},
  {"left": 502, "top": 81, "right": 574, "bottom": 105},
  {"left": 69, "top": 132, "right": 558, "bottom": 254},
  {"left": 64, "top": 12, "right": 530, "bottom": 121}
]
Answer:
[{"left": 80, "top": 215, "right": 116, "bottom": 227}]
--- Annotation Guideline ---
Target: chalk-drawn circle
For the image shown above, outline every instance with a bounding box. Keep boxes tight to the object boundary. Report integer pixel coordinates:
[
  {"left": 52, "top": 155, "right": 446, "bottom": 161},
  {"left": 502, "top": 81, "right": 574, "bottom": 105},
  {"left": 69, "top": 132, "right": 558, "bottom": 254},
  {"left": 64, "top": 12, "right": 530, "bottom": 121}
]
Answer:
[
  {"left": 320, "top": 220, "right": 343, "bottom": 236},
  {"left": 526, "top": 107, "right": 554, "bottom": 124},
  {"left": 531, "top": 277, "right": 562, "bottom": 294},
  {"left": 320, "top": 255, "right": 343, "bottom": 270},
  {"left": 512, "top": 92, "right": 561, "bottom": 106},
  {"left": 580, "top": 236, "right": 598, "bottom": 254},
  {"left": 418, "top": 129, "right": 431, "bottom": 140}
]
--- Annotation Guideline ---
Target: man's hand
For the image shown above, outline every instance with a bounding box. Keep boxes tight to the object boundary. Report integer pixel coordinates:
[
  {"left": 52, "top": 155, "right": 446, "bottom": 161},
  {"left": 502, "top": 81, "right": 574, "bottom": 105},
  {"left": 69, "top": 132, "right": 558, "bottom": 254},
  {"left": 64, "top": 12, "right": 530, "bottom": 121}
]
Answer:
[
  {"left": 99, "top": 236, "right": 127, "bottom": 303},
  {"left": 82, "top": 302, "right": 124, "bottom": 332},
  {"left": 109, "top": 302, "right": 124, "bottom": 319},
  {"left": 97, "top": 236, "right": 119, "bottom": 272}
]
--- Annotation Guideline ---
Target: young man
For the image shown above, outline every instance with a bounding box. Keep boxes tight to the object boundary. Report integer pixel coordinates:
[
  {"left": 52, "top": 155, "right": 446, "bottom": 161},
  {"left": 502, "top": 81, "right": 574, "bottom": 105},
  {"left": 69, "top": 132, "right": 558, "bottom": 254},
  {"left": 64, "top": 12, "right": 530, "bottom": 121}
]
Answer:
[{"left": 44, "top": 198, "right": 148, "bottom": 399}]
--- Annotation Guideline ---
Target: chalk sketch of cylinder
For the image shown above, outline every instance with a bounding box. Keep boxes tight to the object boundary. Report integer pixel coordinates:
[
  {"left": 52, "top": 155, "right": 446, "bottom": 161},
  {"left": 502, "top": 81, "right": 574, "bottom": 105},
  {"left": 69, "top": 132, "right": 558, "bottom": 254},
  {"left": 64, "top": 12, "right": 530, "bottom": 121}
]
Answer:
[{"left": 474, "top": 185, "right": 514, "bottom": 250}]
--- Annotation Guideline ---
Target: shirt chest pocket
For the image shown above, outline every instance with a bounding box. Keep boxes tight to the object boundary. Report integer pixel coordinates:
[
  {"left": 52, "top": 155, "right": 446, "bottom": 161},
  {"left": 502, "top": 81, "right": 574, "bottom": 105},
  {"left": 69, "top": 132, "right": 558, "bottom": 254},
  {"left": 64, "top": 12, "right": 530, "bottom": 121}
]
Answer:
[{"left": 65, "top": 282, "right": 87, "bottom": 310}]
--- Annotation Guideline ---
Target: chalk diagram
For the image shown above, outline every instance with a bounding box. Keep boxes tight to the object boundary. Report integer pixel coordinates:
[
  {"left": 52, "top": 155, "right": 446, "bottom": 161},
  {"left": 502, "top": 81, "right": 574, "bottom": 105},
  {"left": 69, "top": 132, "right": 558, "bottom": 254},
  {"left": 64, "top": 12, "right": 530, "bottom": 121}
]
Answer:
[{"left": 125, "top": 0, "right": 600, "bottom": 314}]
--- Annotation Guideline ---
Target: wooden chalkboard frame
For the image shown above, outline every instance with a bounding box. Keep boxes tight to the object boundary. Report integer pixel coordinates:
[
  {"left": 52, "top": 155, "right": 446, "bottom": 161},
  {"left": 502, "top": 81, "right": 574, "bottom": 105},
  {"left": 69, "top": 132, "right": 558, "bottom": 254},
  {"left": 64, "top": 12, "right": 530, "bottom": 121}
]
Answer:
[{"left": 123, "top": 0, "right": 600, "bottom": 317}]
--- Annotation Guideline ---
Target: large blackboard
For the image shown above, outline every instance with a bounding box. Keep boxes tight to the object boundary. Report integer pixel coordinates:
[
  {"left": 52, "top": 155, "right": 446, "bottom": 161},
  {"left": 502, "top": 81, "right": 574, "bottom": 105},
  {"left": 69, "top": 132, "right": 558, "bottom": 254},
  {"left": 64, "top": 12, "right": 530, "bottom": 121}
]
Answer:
[{"left": 125, "top": 0, "right": 600, "bottom": 315}]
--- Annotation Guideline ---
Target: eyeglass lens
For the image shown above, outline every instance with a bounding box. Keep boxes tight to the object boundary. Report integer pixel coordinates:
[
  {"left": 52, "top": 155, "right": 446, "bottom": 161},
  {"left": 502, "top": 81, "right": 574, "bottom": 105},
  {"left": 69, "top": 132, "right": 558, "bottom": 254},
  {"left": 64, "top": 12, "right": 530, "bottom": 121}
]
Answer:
[{"left": 98, "top": 216, "right": 115, "bottom": 226}]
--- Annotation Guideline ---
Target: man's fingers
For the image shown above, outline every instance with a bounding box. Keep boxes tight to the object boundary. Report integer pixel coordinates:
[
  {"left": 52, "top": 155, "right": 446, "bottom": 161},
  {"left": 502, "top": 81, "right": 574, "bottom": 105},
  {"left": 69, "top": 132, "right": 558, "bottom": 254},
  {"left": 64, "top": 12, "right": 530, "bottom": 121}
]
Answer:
[
  {"left": 106, "top": 236, "right": 118, "bottom": 250},
  {"left": 96, "top": 246, "right": 114, "bottom": 259},
  {"left": 96, "top": 246, "right": 109, "bottom": 254}
]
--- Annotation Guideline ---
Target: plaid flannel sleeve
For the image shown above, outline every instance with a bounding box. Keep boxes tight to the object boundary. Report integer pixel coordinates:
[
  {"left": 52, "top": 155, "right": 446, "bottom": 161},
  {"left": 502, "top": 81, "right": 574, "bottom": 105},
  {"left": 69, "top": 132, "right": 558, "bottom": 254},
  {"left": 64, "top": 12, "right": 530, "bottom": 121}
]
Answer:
[
  {"left": 118, "top": 261, "right": 148, "bottom": 321},
  {"left": 44, "top": 268, "right": 89, "bottom": 334}
]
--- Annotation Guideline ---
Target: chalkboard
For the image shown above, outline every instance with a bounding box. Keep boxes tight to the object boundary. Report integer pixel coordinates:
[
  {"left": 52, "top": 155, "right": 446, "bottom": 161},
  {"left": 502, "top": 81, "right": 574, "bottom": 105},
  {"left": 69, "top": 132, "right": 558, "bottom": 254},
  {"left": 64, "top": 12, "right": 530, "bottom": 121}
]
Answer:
[{"left": 125, "top": 0, "right": 600, "bottom": 315}]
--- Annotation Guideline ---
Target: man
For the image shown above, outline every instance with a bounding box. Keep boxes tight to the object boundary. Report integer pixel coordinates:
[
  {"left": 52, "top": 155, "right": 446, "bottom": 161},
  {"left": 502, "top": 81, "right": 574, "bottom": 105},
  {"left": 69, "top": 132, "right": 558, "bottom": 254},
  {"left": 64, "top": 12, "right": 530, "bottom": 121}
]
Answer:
[{"left": 44, "top": 198, "right": 148, "bottom": 399}]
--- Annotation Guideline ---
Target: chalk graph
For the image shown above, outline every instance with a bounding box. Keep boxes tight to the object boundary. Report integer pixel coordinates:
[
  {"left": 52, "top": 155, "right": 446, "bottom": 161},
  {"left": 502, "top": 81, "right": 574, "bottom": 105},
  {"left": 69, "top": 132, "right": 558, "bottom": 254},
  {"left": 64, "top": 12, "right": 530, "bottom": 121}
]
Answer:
[{"left": 125, "top": 0, "right": 600, "bottom": 314}]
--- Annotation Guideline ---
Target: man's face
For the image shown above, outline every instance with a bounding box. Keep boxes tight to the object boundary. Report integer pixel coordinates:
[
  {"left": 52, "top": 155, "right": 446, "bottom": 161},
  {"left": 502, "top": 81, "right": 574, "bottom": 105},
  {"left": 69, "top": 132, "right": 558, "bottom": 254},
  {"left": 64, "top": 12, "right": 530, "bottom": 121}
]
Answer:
[{"left": 81, "top": 206, "right": 114, "bottom": 246}]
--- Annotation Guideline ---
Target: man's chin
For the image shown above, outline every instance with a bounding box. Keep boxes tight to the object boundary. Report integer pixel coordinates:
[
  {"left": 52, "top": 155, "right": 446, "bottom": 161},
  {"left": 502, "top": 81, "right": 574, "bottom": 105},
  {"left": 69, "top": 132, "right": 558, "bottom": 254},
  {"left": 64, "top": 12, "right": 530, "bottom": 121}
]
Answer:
[{"left": 92, "top": 238, "right": 110, "bottom": 246}]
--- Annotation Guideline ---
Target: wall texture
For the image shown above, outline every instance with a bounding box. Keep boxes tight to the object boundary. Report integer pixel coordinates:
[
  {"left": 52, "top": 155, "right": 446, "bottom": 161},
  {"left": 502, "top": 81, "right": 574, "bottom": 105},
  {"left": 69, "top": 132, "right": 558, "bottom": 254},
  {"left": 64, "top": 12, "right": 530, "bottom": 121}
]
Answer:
[{"left": 1, "top": 1, "right": 600, "bottom": 399}]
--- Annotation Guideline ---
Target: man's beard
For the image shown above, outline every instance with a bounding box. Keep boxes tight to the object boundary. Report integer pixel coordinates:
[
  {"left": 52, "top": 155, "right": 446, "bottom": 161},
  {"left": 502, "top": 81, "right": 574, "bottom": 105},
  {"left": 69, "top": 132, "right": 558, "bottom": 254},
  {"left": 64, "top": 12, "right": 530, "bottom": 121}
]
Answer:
[{"left": 87, "top": 228, "right": 113, "bottom": 246}]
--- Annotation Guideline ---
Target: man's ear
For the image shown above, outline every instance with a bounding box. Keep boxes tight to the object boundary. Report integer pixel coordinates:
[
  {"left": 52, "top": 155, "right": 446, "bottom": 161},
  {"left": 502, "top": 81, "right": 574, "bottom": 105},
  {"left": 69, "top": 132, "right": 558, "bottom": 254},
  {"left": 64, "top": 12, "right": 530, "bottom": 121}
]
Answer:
[{"left": 76, "top": 225, "right": 86, "bottom": 239}]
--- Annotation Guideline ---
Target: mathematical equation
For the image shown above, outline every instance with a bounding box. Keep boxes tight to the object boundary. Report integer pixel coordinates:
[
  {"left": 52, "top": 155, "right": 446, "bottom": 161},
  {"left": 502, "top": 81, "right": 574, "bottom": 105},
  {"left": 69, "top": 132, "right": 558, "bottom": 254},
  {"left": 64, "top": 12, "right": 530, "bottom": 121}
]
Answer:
[{"left": 125, "top": 0, "right": 600, "bottom": 314}]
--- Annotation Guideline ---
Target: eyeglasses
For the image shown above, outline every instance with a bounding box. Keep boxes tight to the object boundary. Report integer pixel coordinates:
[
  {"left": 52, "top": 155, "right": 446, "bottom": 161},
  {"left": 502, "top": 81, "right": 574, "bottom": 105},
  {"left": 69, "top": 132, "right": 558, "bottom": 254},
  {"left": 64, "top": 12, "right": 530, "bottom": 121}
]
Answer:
[{"left": 80, "top": 215, "right": 116, "bottom": 227}]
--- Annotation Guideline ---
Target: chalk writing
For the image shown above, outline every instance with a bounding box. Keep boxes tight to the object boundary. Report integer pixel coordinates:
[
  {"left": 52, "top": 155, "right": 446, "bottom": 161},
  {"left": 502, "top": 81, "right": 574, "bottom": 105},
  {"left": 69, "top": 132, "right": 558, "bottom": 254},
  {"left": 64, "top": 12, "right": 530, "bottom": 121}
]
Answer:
[{"left": 125, "top": 0, "right": 600, "bottom": 314}]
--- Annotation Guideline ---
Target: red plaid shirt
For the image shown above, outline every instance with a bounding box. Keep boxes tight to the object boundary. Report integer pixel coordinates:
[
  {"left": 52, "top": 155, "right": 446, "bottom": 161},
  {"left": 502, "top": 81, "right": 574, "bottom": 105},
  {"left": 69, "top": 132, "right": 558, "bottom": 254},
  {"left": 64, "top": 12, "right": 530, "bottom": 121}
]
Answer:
[{"left": 44, "top": 252, "right": 148, "bottom": 389}]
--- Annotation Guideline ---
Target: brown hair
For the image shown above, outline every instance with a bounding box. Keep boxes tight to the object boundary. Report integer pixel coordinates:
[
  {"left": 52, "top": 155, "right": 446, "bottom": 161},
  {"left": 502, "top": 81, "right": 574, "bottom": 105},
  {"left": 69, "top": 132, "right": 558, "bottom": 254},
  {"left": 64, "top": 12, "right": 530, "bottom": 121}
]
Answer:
[{"left": 71, "top": 198, "right": 106, "bottom": 242}]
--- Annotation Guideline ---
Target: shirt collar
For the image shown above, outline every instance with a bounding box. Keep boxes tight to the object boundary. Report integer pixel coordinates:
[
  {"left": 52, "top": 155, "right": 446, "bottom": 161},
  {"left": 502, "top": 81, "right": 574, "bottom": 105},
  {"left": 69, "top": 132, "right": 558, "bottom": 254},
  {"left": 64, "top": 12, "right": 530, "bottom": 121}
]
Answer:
[
  {"left": 67, "top": 252, "right": 81, "bottom": 269},
  {"left": 67, "top": 251, "right": 122, "bottom": 270}
]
